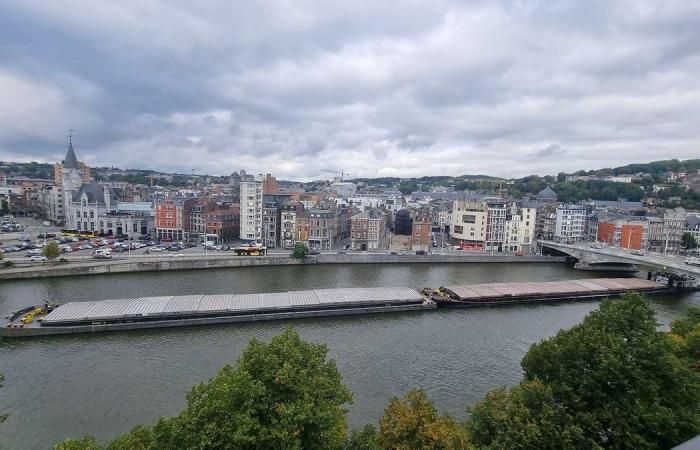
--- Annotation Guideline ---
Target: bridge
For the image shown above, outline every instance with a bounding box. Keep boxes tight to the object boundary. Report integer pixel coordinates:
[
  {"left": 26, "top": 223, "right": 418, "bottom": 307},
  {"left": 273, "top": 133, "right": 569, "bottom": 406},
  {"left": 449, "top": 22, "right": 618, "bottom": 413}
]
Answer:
[{"left": 540, "top": 241, "right": 700, "bottom": 279}]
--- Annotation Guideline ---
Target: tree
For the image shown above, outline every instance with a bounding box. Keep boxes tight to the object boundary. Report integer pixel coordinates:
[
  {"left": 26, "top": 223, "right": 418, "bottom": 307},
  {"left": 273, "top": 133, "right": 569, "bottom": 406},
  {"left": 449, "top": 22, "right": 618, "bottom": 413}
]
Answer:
[
  {"left": 42, "top": 241, "right": 61, "bottom": 263},
  {"left": 521, "top": 293, "right": 700, "bottom": 449},
  {"left": 378, "top": 389, "right": 471, "bottom": 450},
  {"left": 291, "top": 242, "right": 309, "bottom": 259},
  {"left": 0, "top": 249, "right": 4, "bottom": 261},
  {"left": 468, "top": 379, "right": 592, "bottom": 450},
  {"left": 343, "top": 424, "right": 381, "bottom": 450},
  {"left": 64, "top": 328, "right": 354, "bottom": 449},
  {"left": 682, "top": 232, "right": 698, "bottom": 250},
  {"left": 53, "top": 436, "right": 102, "bottom": 450}
]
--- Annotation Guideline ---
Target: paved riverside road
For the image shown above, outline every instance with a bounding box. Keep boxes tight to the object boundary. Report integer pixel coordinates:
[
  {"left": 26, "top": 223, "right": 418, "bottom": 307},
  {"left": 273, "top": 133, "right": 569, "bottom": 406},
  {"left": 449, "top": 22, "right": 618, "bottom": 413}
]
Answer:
[{"left": 540, "top": 240, "right": 700, "bottom": 277}]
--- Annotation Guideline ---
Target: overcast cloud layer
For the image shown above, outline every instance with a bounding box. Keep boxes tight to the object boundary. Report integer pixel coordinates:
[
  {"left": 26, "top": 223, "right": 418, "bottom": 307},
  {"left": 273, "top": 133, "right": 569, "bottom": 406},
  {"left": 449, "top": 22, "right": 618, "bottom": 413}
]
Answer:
[{"left": 1, "top": 0, "right": 699, "bottom": 180}]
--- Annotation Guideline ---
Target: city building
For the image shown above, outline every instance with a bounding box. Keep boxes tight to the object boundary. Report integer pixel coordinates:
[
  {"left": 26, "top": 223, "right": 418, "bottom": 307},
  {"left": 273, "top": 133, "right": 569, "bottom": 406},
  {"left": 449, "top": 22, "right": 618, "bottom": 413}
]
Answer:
[
  {"left": 239, "top": 178, "right": 263, "bottom": 242},
  {"left": 449, "top": 200, "right": 488, "bottom": 250},
  {"left": 308, "top": 209, "right": 337, "bottom": 250},
  {"left": 190, "top": 199, "right": 240, "bottom": 242},
  {"left": 330, "top": 182, "right": 357, "bottom": 198},
  {"left": 155, "top": 197, "right": 194, "bottom": 241},
  {"left": 535, "top": 185, "right": 558, "bottom": 204},
  {"left": 281, "top": 202, "right": 304, "bottom": 249},
  {"left": 262, "top": 201, "right": 280, "bottom": 248},
  {"left": 350, "top": 209, "right": 386, "bottom": 251},
  {"left": 686, "top": 215, "right": 700, "bottom": 243},
  {"left": 504, "top": 202, "right": 537, "bottom": 253},
  {"left": 411, "top": 209, "right": 431, "bottom": 251},
  {"left": 596, "top": 215, "right": 650, "bottom": 251},
  {"left": 554, "top": 204, "right": 586, "bottom": 243},
  {"left": 262, "top": 173, "right": 279, "bottom": 195}
]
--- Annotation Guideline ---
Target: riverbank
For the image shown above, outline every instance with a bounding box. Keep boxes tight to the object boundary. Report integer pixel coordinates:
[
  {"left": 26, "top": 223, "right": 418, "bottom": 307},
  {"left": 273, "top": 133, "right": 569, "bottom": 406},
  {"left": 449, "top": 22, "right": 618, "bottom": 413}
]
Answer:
[{"left": 0, "top": 253, "right": 566, "bottom": 280}]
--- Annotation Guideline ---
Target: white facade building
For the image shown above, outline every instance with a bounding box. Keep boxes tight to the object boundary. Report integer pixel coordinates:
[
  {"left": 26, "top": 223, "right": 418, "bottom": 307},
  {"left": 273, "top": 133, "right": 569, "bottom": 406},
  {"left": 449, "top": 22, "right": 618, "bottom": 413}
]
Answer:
[
  {"left": 239, "top": 178, "right": 263, "bottom": 241},
  {"left": 554, "top": 204, "right": 587, "bottom": 242},
  {"left": 330, "top": 182, "right": 357, "bottom": 198}
]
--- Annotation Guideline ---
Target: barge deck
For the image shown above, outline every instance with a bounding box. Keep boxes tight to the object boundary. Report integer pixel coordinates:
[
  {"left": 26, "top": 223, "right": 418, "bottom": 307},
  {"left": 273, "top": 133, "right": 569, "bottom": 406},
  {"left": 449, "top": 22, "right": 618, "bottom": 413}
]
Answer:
[{"left": 430, "top": 278, "right": 667, "bottom": 307}]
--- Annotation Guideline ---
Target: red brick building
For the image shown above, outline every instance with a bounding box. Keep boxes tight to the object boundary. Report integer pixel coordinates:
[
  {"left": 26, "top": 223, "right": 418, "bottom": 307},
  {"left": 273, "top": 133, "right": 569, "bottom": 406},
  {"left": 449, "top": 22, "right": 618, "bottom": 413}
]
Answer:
[{"left": 155, "top": 197, "right": 194, "bottom": 241}]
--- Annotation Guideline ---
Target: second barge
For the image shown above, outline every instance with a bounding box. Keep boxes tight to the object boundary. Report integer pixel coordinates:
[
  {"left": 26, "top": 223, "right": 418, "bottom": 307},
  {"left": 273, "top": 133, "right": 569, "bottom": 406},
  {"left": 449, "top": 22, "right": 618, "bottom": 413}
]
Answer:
[{"left": 429, "top": 278, "right": 667, "bottom": 307}]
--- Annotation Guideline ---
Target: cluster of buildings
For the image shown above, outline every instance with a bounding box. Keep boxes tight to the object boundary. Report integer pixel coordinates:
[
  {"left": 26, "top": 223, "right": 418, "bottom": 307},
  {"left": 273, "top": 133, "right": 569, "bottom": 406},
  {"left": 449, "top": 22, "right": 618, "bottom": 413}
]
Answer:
[
  {"left": 534, "top": 188, "right": 699, "bottom": 254},
  {"left": 1, "top": 140, "right": 698, "bottom": 255}
]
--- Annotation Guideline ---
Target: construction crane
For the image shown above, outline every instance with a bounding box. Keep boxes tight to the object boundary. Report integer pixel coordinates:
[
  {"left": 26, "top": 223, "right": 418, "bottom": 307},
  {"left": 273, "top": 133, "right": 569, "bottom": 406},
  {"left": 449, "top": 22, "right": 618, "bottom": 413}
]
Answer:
[{"left": 321, "top": 170, "right": 347, "bottom": 181}]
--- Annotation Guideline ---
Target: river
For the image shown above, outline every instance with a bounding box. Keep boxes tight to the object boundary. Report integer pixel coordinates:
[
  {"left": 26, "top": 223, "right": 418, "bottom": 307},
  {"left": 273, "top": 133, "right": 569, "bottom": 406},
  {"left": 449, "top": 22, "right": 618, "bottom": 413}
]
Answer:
[{"left": 0, "top": 262, "right": 698, "bottom": 449}]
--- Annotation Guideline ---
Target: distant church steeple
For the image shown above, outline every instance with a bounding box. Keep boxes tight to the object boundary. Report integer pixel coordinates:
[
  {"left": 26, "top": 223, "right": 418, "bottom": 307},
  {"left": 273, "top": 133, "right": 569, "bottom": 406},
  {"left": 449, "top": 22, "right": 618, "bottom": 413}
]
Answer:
[{"left": 64, "top": 129, "right": 79, "bottom": 169}]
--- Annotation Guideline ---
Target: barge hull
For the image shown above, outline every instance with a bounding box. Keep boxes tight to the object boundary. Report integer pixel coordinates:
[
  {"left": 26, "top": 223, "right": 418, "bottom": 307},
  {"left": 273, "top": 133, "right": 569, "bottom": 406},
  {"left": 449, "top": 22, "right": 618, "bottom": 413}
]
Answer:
[
  {"left": 433, "top": 288, "right": 668, "bottom": 307},
  {"left": 2, "top": 302, "right": 435, "bottom": 338}
]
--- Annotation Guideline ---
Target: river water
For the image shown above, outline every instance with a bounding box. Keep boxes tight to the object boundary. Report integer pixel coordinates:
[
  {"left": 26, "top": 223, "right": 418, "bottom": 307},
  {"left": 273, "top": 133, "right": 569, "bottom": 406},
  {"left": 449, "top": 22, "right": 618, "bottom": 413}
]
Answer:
[{"left": 1, "top": 263, "right": 698, "bottom": 449}]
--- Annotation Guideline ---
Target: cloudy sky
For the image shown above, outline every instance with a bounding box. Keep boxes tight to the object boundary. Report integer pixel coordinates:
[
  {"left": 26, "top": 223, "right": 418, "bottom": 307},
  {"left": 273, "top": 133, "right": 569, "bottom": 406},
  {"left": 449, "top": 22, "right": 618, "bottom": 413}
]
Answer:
[{"left": 1, "top": 1, "right": 699, "bottom": 180}]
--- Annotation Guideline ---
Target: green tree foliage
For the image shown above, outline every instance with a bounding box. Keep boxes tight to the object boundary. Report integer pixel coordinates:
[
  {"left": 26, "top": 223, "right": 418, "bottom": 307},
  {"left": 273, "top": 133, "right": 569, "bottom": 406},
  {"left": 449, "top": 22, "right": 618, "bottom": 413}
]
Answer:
[
  {"left": 397, "top": 182, "right": 419, "bottom": 195},
  {"left": 62, "top": 328, "right": 353, "bottom": 449},
  {"left": 378, "top": 389, "right": 471, "bottom": 450},
  {"left": 682, "top": 232, "right": 698, "bottom": 250},
  {"left": 669, "top": 306, "right": 700, "bottom": 370},
  {"left": 42, "top": 241, "right": 62, "bottom": 262},
  {"left": 291, "top": 242, "right": 309, "bottom": 259},
  {"left": 521, "top": 293, "right": 700, "bottom": 449},
  {"left": 342, "top": 424, "right": 381, "bottom": 450},
  {"left": 468, "top": 379, "right": 592, "bottom": 450},
  {"left": 53, "top": 435, "right": 102, "bottom": 450},
  {"left": 169, "top": 328, "right": 352, "bottom": 449},
  {"left": 105, "top": 425, "right": 153, "bottom": 450},
  {"left": 0, "top": 249, "right": 4, "bottom": 261}
]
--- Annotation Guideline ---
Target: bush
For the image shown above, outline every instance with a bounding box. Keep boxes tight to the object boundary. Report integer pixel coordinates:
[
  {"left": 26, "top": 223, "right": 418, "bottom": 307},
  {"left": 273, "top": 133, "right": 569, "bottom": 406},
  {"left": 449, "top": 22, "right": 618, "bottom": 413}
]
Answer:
[
  {"left": 292, "top": 242, "right": 309, "bottom": 259},
  {"left": 3, "top": 260, "right": 13, "bottom": 267},
  {"left": 59, "top": 257, "right": 69, "bottom": 263}
]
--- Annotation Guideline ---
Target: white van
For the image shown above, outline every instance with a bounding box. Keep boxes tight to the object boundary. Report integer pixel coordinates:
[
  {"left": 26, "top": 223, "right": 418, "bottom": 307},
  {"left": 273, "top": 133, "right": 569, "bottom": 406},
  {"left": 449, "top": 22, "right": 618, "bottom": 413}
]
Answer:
[{"left": 93, "top": 249, "right": 112, "bottom": 259}]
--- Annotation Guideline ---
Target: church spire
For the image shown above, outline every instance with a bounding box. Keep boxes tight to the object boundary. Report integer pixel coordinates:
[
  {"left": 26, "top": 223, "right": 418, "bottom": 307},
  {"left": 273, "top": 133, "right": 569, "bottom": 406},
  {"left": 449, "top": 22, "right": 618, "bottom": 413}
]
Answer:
[{"left": 64, "top": 129, "right": 79, "bottom": 169}]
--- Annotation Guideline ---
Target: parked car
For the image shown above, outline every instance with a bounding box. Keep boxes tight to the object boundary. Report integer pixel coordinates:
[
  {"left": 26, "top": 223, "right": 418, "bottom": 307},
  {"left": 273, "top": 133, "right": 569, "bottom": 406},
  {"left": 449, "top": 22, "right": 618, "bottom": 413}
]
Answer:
[
  {"left": 416, "top": 250, "right": 427, "bottom": 255},
  {"left": 309, "top": 250, "right": 321, "bottom": 255},
  {"left": 150, "top": 246, "right": 166, "bottom": 252},
  {"left": 25, "top": 255, "right": 47, "bottom": 262}
]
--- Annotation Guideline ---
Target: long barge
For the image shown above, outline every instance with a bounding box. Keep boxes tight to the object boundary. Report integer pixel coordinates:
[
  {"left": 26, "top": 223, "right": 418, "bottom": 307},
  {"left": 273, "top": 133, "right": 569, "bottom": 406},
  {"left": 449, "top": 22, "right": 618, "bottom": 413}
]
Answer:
[
  {"left": 2, "top": 278, "right": 668, "bottom": 337},
  {"left": 427, "top": 278, "right": 667, "bottom": 307}
]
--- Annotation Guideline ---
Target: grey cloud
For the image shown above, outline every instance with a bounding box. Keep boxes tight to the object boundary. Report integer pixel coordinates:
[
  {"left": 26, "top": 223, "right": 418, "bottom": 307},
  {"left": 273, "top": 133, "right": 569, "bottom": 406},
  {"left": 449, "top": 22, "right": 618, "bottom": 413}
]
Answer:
[
  {"left": 531, "top": 144, "right": 566, "bottom": 158},
  {"left": 0, "top": 0, "right": 699, "bottom": 180}
]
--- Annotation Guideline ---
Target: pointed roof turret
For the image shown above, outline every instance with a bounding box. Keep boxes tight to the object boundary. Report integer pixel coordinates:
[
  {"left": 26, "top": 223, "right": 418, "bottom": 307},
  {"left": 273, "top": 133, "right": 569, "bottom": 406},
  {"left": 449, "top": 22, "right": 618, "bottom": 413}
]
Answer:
[{"left": 64, "top": 132, "right": 79, "bottom": 169}]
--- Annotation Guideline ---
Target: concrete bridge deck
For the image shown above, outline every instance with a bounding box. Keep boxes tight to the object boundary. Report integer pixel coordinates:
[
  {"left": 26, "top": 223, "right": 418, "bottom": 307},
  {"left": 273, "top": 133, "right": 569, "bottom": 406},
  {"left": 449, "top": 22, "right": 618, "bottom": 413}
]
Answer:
[{"left": 540, "top": 241, "right": 700, "bottom": 278}]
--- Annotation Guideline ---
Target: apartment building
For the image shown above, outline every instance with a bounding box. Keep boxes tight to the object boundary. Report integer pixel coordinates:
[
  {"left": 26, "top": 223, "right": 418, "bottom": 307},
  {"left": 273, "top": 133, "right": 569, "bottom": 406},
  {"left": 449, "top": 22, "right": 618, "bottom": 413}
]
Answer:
[
  {"left": 308, "top": 209, "right": 337, "bottom": 250},
  {"left": 239, "top": 178, "right": 263, "bottom": 242},
  {"left": 504, "top": 203, "right": 537, "bottom": 253},
  {"left": 350, "top": 209, "right": 386, "bottom": 251},
  {"left": 596, "top": 214, "right": 650, "bottom": 251},
  {"left": 411, "top": 209, "right": 431, "bottom": 251},
  {"left": 449, "top": 200, "right": 488, "bottom": 250},
  {"left": 554, "top": 204, "right": 586, "bottom": 243},
  {"left": 280, "top": 202, "right": 304, "bottom": 249},
  {"left": 155, "top": 197, "right": 194, "bottom": 241},
  {"left": 262, "top": 201, "right": 280, "bottom": 248}
]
